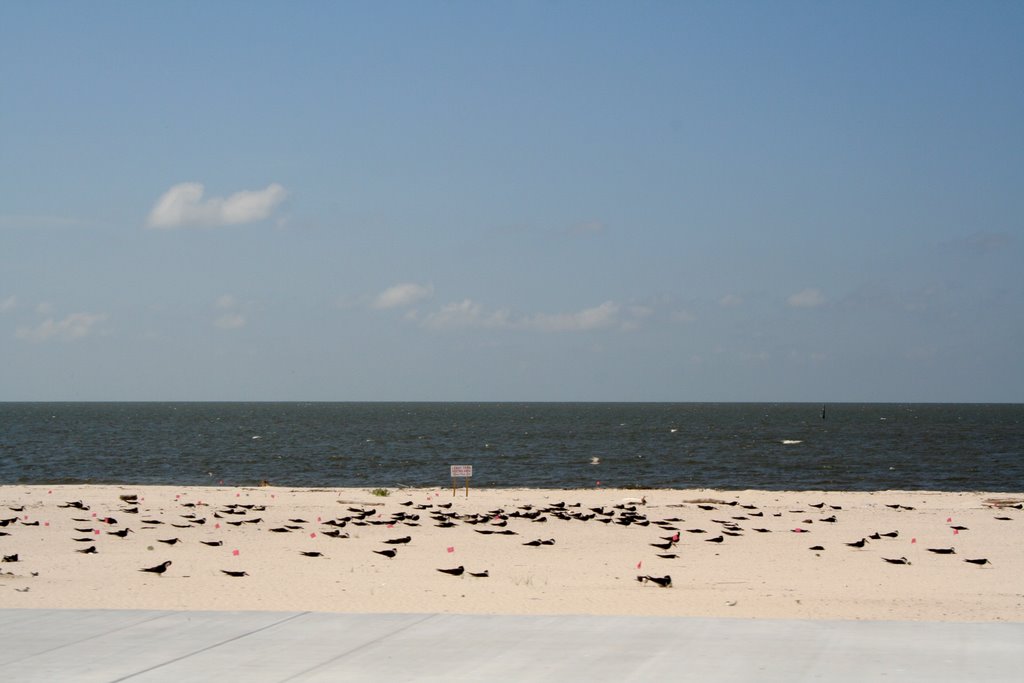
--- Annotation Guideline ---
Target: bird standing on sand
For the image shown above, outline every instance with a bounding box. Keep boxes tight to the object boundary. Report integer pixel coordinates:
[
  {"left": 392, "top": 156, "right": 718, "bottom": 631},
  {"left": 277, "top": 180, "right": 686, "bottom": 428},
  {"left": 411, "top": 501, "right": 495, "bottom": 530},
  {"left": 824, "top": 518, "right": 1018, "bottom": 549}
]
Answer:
[
  {"left": 964, "top": 558, "right": 991, "bottom": 566},
  {"left": 927, "top": 547, "right": 956, "bottom": 555},
  {"left": 846, "top": 538, "right": 867, "bottom": 548},
  {"left": 373, "top": 548, "right": 397, "bottom": 559},
  {"left": 637, "top": 575, "right": 672, "bottom": 587},
  {"left": 221, "top": 570, "right": 248, "bottom": 577},
  {"left": 140, "top": 561, "right": 172, "bottom": 576},
  {"left": 882, "top": 557, "right": 911, "bottom": 565},
  {"left": 437, "top": 566, "right": 465, "bottom": 576}
]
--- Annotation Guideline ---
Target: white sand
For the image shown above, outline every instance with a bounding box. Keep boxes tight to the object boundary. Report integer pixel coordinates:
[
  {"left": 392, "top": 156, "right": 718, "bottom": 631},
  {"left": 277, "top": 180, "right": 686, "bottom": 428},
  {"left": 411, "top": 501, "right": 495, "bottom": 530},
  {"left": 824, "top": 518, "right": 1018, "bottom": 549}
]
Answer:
[{"left": 1, "top": 485, "right": 1022, "bottom": 621}]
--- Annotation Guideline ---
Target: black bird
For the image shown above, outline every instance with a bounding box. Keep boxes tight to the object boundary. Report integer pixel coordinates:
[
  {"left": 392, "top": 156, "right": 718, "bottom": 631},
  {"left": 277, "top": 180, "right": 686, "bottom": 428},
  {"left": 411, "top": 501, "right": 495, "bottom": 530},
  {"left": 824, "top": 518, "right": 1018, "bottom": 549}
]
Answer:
[
  {"left": 108, "top": 528, "right": 133, "bottom": 538},
  {"left": 640, "top": 575, "right": 672, "bottom": 588},
  {"left": 523, "top": 539, "right": 543, "bottom": 546},
  {"left": 686, "top": 529, "right": 707, "bottom": 534},
  {"left": 540, "top": 539, "right": 555, "bottom": 545},
  {"left": 437, "top": 566, "right": 464, "bottom": 576},
  {"left": 468, "top": 570, "right": 489, "bottom": 578},
  {"left": 76, "top": 545, "right": 97, "bottom": 554},
  {"left": 705, "top": 535, "right": 724, "bottom": 543},
  {"left": 435, "top": 522, "right": 456, "bottom": 528},
  {"left": 964, "top": 558, "right": 991, "bottom": 566},
  {"left": 869, "top": 532, "right": 882, "bottom": 540},
  {"left": 384, "top": 536, "right": 412, "bottom": 545},
  {"left": 321, "top": 530, "right": 348, "bottom": 538},
  {"left": 2, "top": 554, "right": 18, "bottom": 562},
  {"left": 650, "top": 541, "right": 674, "bottom": 550},
  {"left": 72, "top": 537, "right": 94, "bottom": 542},
  {"left": 140, "top": 560, "right": 172, "bottom": 576},
  {"left": 808, "top": 545, "right": 825, "bottom": 551},
  {"left": 300, "top": 551, "right": 324, "bottom": 557},
  {"left": 753, "top": 528, "right": 772, "bottom": 533},
  {"left": 820, "top": 516, "right": 837, "bottom": 523},
  {"left": 158, "top": 538, "right": 180, "bottom": 545},
  {"left": 846, "top": 538, "right": 867, "bottom": 548},
  {"left": 882, "top": 557, "right": 911, "bottom": 565},
  {"left": 950, "top": 525, "right": 969, "bottom": 531},
  {"left": 809, "top": 503, "right": 825, "bottom": 509},
  {"left": 927, "top": 547, "right": 956, "bottom": 554},
  {"left": 269, "top": 527, "right": 291, "bottom": 533},
  {"left": 373, "top": 548, "right": 397, "bottom": 559},
  {"left": 8, "top": 505, "right": 25, "bottom": 512},
  {"left": 880, "top": 531, "right": 899, "bottom": 538},
  {"left": 656, "top": 554, "right": 679, "bottom": 559},
  {"left": 201, "top": 541, "right": 224, "bottom": 547},
  {"left": 221, "top": 570, "right": 248, "bottom": 577},
  {"left": 697, "top": 505, "right": 716, "bottom": 511}
]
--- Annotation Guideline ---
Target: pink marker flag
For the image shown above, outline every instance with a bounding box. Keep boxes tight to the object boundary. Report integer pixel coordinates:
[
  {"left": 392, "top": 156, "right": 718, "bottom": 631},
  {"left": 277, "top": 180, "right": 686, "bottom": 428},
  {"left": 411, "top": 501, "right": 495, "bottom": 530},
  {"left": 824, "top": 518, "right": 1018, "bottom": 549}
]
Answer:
[
  {"left": 447, "top": 546, "right": 454, "bottom": 553},
  {"left": 44, "top": 521, "right": 49, "bottom": 527},
  {"left": 387, "top": 524, "right": 394, "bottom": 529},
  {"left": 947, "top": 517, "right": 952, "bottom": 523},
  {"left": 94, "top": 529, "right": 100, "bottom": 535},
  {"left": 215, "top": 523, "right": 221, "bottom": 529},
  {"left": 953, "top": 529, "right": 959, "bottom": 535},
  {"left": 637, "top": 561, "right": 642, "bottom": 569},
  {"left": 310, "top": 532, "right": 317, "bottom": 538},
  {"left": 911, "top": 537, "right": 917, "bottom": 544},
  {"left": 596, "top": 481, "right": 601, "bottom": 486},
  {"left": 232, "top": 549, "right": 239, "bottom": 556}
]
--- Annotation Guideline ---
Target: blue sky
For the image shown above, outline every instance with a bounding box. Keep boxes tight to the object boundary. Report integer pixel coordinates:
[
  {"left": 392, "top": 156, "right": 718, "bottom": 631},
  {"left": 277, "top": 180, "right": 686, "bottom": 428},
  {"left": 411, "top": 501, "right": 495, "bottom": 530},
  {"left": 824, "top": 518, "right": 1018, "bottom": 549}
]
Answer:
[{"left": 2, "top": 2, "right": 1021, "bottom": 402}]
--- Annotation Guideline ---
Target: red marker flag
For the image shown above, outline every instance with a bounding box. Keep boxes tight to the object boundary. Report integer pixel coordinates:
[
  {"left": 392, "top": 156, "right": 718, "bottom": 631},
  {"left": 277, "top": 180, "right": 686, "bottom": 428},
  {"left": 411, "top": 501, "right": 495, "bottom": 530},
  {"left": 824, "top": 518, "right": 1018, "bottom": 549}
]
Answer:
[{"left": 447, "top": 546, "right": 454, "bottom": 553}]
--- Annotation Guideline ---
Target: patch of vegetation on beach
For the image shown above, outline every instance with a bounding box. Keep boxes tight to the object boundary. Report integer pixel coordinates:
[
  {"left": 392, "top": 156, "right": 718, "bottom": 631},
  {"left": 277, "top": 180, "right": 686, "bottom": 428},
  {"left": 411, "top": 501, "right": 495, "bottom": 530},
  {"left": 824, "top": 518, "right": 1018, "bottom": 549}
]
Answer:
[{"left": 370, "top": 487, "right": 391, "bottom": 497}]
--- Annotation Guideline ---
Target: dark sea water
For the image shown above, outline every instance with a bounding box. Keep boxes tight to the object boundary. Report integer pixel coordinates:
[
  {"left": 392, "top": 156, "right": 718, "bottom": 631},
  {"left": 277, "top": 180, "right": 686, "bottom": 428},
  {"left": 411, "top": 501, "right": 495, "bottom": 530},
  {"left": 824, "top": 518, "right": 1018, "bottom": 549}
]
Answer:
[{"left": 0, "top": 403, "right": 1022, "bottom": 491}]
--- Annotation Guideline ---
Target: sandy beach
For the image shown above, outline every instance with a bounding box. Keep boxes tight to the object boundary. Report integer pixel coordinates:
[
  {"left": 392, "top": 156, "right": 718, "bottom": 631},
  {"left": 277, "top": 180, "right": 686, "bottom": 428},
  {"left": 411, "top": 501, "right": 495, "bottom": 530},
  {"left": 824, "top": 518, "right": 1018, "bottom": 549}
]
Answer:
[{"left": 1, "top": 485, "right": 1022, "bottom": 622}]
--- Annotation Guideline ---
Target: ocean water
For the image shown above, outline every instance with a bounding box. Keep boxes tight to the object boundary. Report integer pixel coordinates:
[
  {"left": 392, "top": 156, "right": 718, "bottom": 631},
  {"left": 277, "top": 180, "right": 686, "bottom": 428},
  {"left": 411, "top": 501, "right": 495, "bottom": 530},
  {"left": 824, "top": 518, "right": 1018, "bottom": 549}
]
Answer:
[{"left": 0, "top": 403, "right": 1022, "bottom": 492}]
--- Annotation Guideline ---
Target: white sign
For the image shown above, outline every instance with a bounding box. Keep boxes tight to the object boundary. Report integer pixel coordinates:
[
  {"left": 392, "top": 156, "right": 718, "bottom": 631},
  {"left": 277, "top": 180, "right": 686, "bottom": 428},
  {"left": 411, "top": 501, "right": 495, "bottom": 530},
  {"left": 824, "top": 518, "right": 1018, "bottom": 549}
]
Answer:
[{"left": 450, "top": 465, "right": 473, "bottom": 478}]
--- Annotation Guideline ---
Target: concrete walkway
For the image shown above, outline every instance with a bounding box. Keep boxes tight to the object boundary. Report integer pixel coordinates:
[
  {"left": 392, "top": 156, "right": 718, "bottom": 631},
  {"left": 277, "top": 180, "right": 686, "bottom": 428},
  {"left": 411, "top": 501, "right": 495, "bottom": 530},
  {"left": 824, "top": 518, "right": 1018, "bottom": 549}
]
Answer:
[{"left": 0, "top": 609, "right": 1021, "bottom": 682}]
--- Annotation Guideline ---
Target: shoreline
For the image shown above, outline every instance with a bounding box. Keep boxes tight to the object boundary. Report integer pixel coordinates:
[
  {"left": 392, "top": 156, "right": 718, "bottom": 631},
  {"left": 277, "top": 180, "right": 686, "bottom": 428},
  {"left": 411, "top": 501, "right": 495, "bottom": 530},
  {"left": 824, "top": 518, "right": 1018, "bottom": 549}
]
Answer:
[{"left": 2, "top": 485, "right": 1022, "bottom": 622}]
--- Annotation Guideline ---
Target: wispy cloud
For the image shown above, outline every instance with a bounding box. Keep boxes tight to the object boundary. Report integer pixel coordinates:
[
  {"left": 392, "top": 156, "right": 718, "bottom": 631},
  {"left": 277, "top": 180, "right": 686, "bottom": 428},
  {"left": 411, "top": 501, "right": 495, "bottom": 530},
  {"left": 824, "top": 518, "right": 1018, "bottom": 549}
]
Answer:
[
  {"left": 372, "top": 283, "right": 434, "bottom": 310},
  {"left": 942, "top": 231, "right": 1013, "bottom": 256},
  {"left": 146, "top": 182, "right": 288, "bottom": 229},
  {"left": 16, "top": 312, "right": 107, "bottom": 342},
  {"left": 787, "top": 288, "right": 826, "bottom": 308},
  {"left": 719, "top": 294, "right": 743, "bottom": 307},
  {"left": 0, "top": 295, "right": 16, "bottom": 312},
  {"left": 213, "top": 294, "right": 247, "bottom": 330},
  {"left": 422, "top": 299, "right": 623, "bottom": 332}
]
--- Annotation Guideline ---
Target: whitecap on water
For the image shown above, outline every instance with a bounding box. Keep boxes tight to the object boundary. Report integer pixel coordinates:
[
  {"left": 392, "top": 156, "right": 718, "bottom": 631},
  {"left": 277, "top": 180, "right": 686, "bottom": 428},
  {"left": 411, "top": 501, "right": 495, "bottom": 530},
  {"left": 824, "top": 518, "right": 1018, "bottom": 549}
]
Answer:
[{"left": 781, "top": 439, "right": 803, "bottom": 445}]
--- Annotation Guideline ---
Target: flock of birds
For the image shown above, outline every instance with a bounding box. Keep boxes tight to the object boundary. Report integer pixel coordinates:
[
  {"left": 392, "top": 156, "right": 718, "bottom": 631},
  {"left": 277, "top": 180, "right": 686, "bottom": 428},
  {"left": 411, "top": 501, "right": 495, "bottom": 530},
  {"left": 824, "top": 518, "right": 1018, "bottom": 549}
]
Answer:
[{"left": 2, "top": 491, "right": 1016, "bottom": 597}]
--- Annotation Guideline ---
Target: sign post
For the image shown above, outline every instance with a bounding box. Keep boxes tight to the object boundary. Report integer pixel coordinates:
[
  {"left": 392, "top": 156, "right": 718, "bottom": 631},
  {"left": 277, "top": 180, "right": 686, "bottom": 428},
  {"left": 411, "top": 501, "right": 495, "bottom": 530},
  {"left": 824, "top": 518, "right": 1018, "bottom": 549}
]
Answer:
[{"left": 450, "top": 465, "right": 472, "bottom": 497}]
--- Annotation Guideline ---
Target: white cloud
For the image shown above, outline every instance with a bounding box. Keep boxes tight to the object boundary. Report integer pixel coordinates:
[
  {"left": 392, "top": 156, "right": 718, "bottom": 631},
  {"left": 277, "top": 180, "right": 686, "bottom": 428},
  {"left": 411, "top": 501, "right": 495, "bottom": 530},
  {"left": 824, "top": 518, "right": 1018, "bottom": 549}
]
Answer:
[
  {"left": 146, "top": 182, "right": 288, "bottom": 229},
  {"left": 530, "top": 301, "right": 620, "bottom": 332},
  {"left": 16, "top": 312, "right": 107, "bottom": 342},
  {"left": 787, "top": 288, "right": 826, "bottom": 308},
  {"left": 215, "top": 313, "right": 246, "bottom": 330},
  {"left": 719, "top": 294, "right": 743, "bottom": 307},
  {"left": 423, "top": 299, "right": 509, "bottom": 329},
  {"left": 0, "top": 295, "right": 16, "bottom": 312},
  {"left": 213, "top": 294, "right": 247, "bottom": 330},
  {"left": 671, "top": 310, "right": 697, "bottom": 323},
  {"left": 215, "top": 294, "right": 237, "bottom": 309},
  {"left": 422, "top": 299, "right": 622, "bottom": 332},
  {"left": 372, "top": 283, "right": 434, "bottom": 310}
]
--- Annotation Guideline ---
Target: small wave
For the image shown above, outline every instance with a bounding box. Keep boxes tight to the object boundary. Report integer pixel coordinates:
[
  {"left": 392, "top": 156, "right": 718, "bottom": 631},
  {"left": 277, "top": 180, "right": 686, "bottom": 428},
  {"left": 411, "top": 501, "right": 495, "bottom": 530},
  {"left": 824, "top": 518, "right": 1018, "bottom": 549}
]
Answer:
[{"left": 781, "top": 439, "right": 803, "bottom": 445}]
